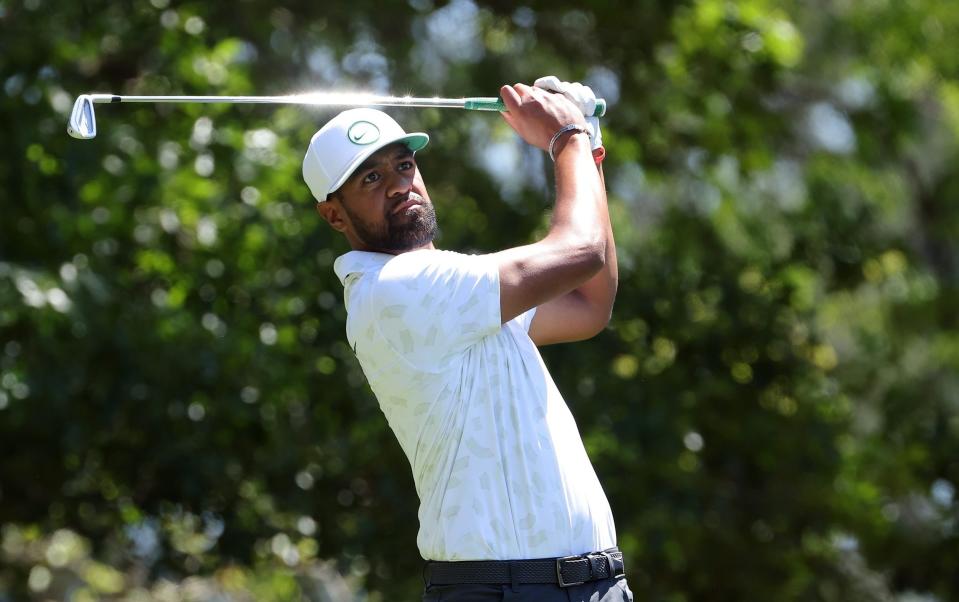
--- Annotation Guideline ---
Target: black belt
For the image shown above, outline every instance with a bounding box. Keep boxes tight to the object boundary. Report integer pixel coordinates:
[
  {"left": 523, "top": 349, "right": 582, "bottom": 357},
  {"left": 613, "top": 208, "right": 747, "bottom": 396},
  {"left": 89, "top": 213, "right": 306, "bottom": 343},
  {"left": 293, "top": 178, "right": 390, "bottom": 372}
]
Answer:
[{"left": 425, "top": 548, "right": 625, "bottom": 588}]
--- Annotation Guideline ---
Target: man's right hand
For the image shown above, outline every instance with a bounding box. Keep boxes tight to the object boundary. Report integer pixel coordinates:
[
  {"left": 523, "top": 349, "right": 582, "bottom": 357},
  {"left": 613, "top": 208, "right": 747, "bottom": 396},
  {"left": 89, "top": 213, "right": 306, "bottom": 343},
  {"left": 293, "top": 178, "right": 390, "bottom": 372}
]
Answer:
[{"left": 498, "top": 83, "right": 589, "bottom": 151}]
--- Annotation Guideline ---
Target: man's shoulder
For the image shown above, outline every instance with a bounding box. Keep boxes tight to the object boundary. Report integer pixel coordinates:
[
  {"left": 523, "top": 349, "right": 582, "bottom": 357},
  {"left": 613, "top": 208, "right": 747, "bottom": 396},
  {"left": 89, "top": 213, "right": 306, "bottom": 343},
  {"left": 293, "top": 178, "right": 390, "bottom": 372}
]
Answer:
[{"left": 342, "top": 248, "right": 503, "bottom": 365}]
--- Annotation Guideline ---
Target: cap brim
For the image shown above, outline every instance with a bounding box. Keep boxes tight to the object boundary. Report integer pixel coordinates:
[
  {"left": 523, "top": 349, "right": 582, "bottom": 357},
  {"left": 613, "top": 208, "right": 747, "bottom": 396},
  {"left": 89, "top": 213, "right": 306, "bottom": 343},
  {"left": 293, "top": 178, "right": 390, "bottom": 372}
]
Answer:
[{"left": 326, "top": 132, "right": 429, "bottom": 195}]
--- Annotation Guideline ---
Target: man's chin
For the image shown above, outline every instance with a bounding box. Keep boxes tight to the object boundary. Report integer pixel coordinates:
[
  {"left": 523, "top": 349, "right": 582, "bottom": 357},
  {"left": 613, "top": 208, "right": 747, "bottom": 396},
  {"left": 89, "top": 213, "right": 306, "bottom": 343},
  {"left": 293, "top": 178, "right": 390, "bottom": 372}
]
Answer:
[
  {"left": 392, "top": 228, "right": 435, "bottom": 252},
  {"left": 387, "top": 211, "right": 436, "bottom": 250}
]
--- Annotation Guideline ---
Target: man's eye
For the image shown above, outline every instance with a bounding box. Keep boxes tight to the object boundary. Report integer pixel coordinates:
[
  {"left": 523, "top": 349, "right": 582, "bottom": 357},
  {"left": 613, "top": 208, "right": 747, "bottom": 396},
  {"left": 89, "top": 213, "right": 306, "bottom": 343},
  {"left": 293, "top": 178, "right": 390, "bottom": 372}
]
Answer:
[
  {"left": 363, "top": 172, "right": 380, "bottom": 184},
  {"left": 398, "top": 160, "right": 413, "bottom": 171}
]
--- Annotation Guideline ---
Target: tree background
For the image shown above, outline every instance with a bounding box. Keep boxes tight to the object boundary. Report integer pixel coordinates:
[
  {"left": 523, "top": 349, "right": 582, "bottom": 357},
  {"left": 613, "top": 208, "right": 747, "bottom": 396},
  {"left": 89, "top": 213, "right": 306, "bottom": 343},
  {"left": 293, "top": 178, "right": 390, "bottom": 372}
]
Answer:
[{"left": 2, "top": 0, "right": 958, "bottom": 600}]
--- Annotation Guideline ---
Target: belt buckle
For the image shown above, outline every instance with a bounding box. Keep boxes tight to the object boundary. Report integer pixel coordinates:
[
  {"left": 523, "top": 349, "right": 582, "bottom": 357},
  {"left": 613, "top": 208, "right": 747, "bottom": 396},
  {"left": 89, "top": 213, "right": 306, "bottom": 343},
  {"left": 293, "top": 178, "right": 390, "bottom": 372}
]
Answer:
[{"left": 556, "top": 555, "right": 586, "bottom": 588}]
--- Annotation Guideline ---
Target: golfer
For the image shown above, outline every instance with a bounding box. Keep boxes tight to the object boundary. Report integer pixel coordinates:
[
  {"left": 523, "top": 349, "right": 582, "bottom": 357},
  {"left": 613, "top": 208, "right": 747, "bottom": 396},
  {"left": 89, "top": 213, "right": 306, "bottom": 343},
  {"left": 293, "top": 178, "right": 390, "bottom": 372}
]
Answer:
[{"left": 302, "top": 77, "right": 629, "bottom": 602}]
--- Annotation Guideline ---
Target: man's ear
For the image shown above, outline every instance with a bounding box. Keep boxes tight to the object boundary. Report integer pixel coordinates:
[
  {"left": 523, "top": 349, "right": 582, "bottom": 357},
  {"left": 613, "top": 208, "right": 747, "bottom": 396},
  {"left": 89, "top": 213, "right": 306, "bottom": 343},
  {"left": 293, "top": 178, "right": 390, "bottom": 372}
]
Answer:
[{"left": 316, "top": 200, "right": 348, "bottom": 233}]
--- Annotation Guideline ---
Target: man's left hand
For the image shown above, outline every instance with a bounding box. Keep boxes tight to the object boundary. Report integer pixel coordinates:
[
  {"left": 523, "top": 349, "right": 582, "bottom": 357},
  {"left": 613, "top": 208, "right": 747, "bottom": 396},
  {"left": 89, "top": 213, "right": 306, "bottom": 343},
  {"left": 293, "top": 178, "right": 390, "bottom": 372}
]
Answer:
[{"left": 533, "top": 76, "right": 603, "bottom": 151}]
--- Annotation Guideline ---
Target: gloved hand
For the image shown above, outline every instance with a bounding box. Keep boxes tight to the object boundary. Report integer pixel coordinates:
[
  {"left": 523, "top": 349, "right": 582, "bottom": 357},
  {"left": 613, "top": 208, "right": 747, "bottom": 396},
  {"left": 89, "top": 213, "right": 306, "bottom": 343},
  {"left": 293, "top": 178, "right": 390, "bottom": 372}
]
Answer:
[{"left": 534, "top": 75, "right": 603, "bottom": 151}]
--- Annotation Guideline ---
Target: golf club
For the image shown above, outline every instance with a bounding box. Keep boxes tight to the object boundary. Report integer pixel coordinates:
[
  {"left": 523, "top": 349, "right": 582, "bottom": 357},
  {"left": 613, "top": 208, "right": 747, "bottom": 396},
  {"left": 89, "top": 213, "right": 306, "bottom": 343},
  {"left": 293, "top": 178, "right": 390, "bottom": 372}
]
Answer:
[{"left": 67, "top": 92, "right": 608, "bottom": 139}]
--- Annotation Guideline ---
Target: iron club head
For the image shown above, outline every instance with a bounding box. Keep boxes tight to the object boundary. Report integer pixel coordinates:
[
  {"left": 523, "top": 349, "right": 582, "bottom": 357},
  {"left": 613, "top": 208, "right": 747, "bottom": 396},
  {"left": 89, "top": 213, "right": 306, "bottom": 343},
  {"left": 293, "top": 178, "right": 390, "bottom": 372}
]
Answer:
[{"left": 67, "top": 95, "right": 97, "bottom": 139}]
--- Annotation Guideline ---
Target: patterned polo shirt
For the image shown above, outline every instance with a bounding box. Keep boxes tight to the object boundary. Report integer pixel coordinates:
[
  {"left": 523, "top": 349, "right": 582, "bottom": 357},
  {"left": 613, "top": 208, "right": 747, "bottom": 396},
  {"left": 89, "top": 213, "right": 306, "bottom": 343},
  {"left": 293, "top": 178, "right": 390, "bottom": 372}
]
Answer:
[{"left": 333, "top": 248, "right": 616, "bottom": 561}]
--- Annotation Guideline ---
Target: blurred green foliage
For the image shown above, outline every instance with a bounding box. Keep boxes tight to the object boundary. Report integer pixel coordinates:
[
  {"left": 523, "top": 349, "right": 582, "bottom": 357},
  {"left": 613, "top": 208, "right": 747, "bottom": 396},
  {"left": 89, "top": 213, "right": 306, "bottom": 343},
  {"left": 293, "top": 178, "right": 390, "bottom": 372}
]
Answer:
[{"left": 1, "top": 0, "right": 958, "bottom": 600}]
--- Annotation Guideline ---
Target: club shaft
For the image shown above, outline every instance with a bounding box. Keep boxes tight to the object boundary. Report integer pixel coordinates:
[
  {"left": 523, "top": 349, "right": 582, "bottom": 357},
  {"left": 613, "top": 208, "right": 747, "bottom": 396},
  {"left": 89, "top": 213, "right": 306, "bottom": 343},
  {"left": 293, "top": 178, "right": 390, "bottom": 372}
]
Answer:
[
  {"left": 83, "top": 93, "right": 607, "bottom": 116},
  {"left": 88, "top": 93, "right": 480, "bottom": 110}
]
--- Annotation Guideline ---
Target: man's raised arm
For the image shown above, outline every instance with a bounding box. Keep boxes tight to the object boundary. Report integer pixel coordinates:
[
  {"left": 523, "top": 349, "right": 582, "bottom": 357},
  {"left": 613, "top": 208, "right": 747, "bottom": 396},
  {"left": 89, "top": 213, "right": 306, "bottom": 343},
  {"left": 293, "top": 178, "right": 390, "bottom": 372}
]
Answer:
[{"left": 492, "top": 82, "right": 616, "bottom": 344}]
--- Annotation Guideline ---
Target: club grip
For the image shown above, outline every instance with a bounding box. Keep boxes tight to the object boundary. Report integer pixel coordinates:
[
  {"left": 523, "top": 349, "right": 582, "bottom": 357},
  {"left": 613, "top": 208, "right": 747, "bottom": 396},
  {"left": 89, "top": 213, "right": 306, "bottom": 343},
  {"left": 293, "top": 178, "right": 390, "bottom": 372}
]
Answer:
[{"left": 465, "top": 97, "right": 607, "bottom": 117}]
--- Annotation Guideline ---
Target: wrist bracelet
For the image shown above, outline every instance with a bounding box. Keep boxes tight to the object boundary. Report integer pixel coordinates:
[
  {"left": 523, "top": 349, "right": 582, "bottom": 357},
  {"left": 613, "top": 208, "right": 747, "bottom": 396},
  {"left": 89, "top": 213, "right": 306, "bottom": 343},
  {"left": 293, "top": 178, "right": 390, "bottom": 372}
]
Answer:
[{"left": 548, "top": 124, "right": 589, "bottom": 162}]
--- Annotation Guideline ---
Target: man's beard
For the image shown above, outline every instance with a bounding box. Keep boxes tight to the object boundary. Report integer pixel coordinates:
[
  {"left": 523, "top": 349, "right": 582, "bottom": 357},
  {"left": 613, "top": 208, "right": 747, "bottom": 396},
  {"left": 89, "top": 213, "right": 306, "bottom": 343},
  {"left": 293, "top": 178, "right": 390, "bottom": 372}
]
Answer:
[{"left": 345, "top": 195, "right": 437, "bottom": 253}]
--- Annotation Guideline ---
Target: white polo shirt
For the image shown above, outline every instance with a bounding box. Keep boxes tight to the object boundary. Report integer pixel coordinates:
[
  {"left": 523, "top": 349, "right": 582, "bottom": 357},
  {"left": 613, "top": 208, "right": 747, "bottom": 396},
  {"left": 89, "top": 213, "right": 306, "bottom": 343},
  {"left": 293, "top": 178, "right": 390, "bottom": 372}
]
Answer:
[{"left": 333, "top": 249, "right": 616, "bottom": 561}]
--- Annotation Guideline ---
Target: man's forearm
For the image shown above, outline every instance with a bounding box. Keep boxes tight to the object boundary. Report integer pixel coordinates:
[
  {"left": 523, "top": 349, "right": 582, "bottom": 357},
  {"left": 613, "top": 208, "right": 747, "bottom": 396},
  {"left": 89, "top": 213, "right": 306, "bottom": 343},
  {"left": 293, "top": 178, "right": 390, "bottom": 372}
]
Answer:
[
  {"left": 570, "top": 165, "right": 618, "bottom": 321},
  {"left": 546, "top": 131, "right": 607, "bottom": 259}
]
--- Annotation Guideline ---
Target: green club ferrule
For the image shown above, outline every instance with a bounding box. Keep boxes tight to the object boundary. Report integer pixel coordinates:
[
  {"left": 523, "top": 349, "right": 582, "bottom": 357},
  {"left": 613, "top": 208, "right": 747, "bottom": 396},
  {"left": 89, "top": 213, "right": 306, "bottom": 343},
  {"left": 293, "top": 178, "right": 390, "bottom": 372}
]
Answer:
[
  {"left": 464, "top": 98, "right": 507, "bottom": 112},
  {"left": 464, "top": 97, "right": 607, "bottom": 117}
]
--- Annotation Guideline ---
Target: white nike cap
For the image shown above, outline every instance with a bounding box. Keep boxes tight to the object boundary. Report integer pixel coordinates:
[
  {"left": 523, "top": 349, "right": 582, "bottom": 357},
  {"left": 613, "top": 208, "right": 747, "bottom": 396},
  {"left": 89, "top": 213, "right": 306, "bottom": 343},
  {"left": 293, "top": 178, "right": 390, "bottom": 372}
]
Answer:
[{"left": 302, "top": 108, "right": 429, "bottom": 202}]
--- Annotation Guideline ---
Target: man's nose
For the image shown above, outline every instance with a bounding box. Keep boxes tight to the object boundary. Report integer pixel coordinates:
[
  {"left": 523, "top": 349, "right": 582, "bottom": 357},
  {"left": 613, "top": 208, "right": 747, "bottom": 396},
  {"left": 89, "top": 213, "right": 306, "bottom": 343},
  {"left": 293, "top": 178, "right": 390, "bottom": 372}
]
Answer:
[{"left": 386, "top": 170, "right": 414, "bottom": 197}]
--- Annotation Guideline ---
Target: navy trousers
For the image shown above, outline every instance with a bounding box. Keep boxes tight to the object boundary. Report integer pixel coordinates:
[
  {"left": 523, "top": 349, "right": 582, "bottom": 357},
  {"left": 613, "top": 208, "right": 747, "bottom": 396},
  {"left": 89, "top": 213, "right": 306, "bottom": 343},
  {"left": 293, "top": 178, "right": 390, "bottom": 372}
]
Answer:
[{"left": 422, "top": 577, "right": 634, "bottom": 601}]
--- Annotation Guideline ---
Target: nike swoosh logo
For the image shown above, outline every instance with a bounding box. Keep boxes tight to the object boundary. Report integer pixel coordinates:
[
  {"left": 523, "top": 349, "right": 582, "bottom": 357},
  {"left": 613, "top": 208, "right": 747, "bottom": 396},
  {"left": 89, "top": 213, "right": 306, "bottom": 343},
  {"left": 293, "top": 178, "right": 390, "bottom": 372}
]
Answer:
[{"left": 348, "top": 121, "right": 380, "bottom": 145}]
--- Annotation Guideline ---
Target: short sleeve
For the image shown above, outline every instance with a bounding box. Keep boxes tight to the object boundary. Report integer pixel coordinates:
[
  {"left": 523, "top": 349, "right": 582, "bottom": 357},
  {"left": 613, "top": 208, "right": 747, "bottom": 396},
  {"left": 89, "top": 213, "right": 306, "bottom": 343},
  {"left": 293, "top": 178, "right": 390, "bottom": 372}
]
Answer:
[{"left": 368, "top": 250, "right": 501, "bottom": 368}]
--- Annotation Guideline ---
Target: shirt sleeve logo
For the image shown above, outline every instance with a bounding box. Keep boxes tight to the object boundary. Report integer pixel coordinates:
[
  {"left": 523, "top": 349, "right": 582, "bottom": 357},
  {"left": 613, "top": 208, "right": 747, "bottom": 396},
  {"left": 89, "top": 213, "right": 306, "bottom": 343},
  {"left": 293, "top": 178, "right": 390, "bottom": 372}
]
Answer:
[{"left": 347, "top": 121, "right": 380, "bottom": 145}]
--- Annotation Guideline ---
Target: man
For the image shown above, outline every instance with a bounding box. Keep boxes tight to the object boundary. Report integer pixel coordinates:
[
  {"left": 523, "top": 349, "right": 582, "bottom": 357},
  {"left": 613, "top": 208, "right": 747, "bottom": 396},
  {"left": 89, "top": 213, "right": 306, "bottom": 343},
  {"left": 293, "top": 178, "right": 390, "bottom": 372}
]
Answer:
[{"left": 302, "top": 78, "right": 630, "bottom": 602}]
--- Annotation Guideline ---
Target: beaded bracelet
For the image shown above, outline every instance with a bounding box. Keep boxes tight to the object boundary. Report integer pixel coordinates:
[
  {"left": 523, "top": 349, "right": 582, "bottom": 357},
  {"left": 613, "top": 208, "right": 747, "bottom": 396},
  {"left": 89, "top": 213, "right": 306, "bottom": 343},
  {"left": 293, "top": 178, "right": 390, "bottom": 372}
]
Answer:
[{"left": 548, "top": 123, "right": 589, "bottom": 162}]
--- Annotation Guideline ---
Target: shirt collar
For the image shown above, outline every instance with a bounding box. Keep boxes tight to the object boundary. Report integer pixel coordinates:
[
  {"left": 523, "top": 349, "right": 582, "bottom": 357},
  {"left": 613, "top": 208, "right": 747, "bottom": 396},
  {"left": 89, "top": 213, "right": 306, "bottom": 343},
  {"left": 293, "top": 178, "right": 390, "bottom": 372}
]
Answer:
[{"left": 332, "top": 250, "right": 393, "bottom": 286}]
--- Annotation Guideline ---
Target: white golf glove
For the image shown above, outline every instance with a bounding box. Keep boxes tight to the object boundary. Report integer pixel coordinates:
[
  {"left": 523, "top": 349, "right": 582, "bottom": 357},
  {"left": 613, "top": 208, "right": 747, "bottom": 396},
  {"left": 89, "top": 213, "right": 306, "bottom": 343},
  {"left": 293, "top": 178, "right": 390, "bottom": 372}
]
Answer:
[{"left": 534, "top": 75, "right": 603, "bottom": 151}]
